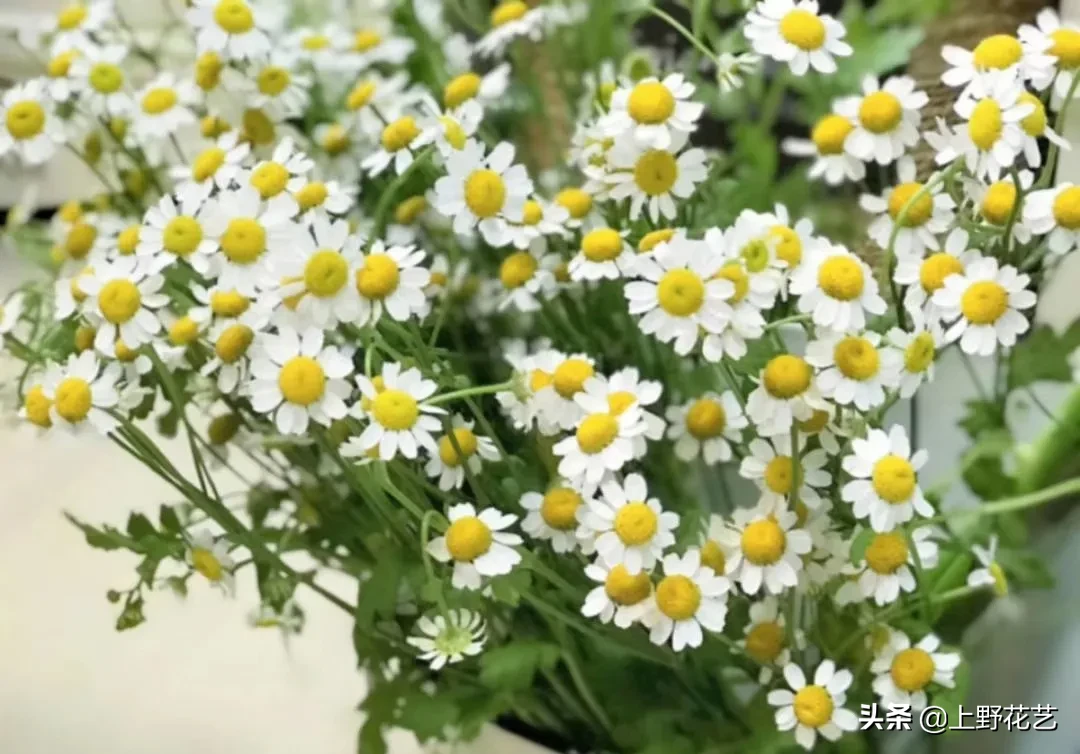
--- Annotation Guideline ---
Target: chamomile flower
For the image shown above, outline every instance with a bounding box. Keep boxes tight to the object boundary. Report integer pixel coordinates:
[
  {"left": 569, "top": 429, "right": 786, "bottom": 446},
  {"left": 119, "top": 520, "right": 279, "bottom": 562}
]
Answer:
[
  {"left": 601, "top": 74, "right": 704, "bottom": 149},
  {"left": 269, "top": 216, "right": 363, "bottom": 328},
  {"left": 44, "top": 1, "right": 113, "bottom": 53},
  {"left": 348, "top": 22, "right": 417, "bottom": 68},
  {"left": 292, "top": 179, "right": 357, "bottom": 225},
  {"left": 710, "top": 211, "right": 784, "bottom": 306},
  {"left": 426, "top": 503, "right": 522, "bottom": 591},
  {"left": 666, "top": 392, "right": 746, "bottom": 465},
  {"left": 967, "top": 535, "right": 1008, "bottom": 596},
  {"left": 496, "top": 247, "right": 559, "bottom": 313},
  {"left": 346, "top": 362, "right": 445, "bottom": 461},
  {"left": 806, "top": 330, "right": 900, "bottom": 411},
  {"left": 950, "top": 71, "right": 1034, "bottom": 180},
  {"left": 744, "top": 0, "right": 853, "bottom": 76},
  {"left": 741, "top": 597, "right": 795, "bottom": 682},
  {"left": 871, "top": 630, "right": 960, "bottom": 711},
  {"left": 740, "top": 435, "right": 831, "bottom": 510},
  {"left": 80, "top": 257, "right": 168, "bottom": 354},
  {"left": 504, "top": 198, "right": 570, "bottom": 251},
  {"left": 941, "top": 33, "right": 1054, "bottom": 95},
  {"left": 624, "top": 237, "right": 732, "bottom": 354},
  {"left": 474, "top": 2, "right": 552, "bottom": 59},
  {"left": 768, "top": 661, "right": 858, "bottom": 751},
  {"left": 131, "top": 73, "right": 199, "bottom": 145},
  {"left": 429, "top": 99, "right": 484, "bottom": 157},
  {"left": 841, "top": 425, "right": 932, "bottom": 532},
  {"left": 188, "top": 0, "right": 283, "bottom": 61},
  {"left": 570, "top": 227, "right": 635, "bottom": 282},
  {"left": 836, "top": 75, "right": 926, "bottom": 165},
  {"left": 362, "top": 113, "right": 437, "bottom": 176},
  {"left": 42, "top": 48, "right": 80, "bottom": 102},
  {"left": 554, "top": 186, "right": 601, "bottom": 229},
  {"left": 38, "top": 351, "right": 121, "bottom": 436},
  {"left": 643, "top": 549, "right": 730, "bottom": 652},
  {"left": 433, "top": 140, "right": 533, "bottom": 247},
  {"left": 200, "top": 303, "right": 271, "bottom": 393},
  {"left": 441, "top": 65, "right": 511, "bottom": 111},
  {"left": 1013, "top": 92, "right": 1067, "bottom": 168},
  {"left": 286, "top": 24, "right": 352, "bottom": 72},
  {"left": 407, "top": 610, "right": 487, "bottom": 670},
  {"left": 0, "top": 80, "right": 65, "bottom": 166},
  {"left": 425, "top": 416, "right": 500, "bottom": 491},
  {"left": 1019, "top": 9, "right": 1080, "bottom": 101},
  {"left": 860, "top": 158, "right": 955, "bottom": 257},
  {"left": 893, "top": 228, "right": 976, "bottom": 322},
  {"left": 746, "top": 353, "right": 828, "bottom": 437},
  {"left": 967, "top": 170, "right": 1034, "bottom": 243},
  {"left": 581, "top": 473, "right": 679, "bottom": 575},
  {"left": 602, "top": 133, "right": 708, "bottom": 223},
  {"left": 245, "top": 137, "right": 313, "bottom": 208},
  {"left": 352, "top": 240, "right": 431, "bottom": 326},
  {"left": 496, "top": 347, "right": 568, "bottom": 434},
  {"left": 521, "top": 484, "right": 589, "bottom": 553},
  {"left": 782, "top": 112, "right": 866, "bottom": 185},
  {"left": 719, "top": 505, "right": 812, "bottom": 595},
  {"left": 170, "top": 131, "right": 251, "bottom": 210},
  {"left": 553, "top": 397, "right": 648, "bottom": 486},
  {"left": 932, "top": 255, "right": 1035, "bottom": 355},
  {"left": 887, "top": 315, "right": 943, "bottom": 398},
  {"left": 837, "top": 526, "right": 939, "bottom": 606},
  {"left": 186, "top": 530, "right": 236, "bottom": 592},
  {"left": 582, "top": 559, "right": 652, "bottom": 628},
  {"left": 69, "top": 44, "right": 132, "bottom": 116},
  {"left": 583, "top": 367, "right": 666, "bottom": 458},
  {"left": 715, "top": 51, "right": 761, "bottom": 93},
  {"left": 137, "top": 194, "right": 217, "bottom": 275},
  {"left": 1024, "top": 182, "right": 1080, "bottom": 254},
  {"left": 246, "top": 52, "right": 312, "bottom": 120},
  {"left": 790, "top": 243, "right": 886, "bottom": 332}
]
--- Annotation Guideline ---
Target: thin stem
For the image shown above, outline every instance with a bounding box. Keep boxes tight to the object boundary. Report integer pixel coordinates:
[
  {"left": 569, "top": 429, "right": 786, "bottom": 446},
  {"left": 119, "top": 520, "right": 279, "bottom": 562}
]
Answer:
[
  {"left": 427, "top": 380, "right": 515, "bottom": 406},
  {"left": 925, "top": 475, "right": 1080, "bottom": 525},
  {"left": 764, "top": 313, "right": 812, "bottom": 331},
  {"left": 645, "top": 5, "right": 717, "bottom": 63}
]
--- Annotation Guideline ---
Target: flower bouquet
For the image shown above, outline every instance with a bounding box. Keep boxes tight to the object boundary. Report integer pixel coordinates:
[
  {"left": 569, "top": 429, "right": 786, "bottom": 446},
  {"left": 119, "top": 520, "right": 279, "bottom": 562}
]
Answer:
[{"left": 3, "top": 0, "right": 1080, "bottom": 751}]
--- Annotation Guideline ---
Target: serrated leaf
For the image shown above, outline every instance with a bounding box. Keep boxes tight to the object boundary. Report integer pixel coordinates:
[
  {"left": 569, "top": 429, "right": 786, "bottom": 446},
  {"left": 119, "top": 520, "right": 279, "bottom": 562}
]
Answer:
[
  {"left": 1007, "top": 321, "right": 1080, "bottom": 390},
  {"left": 159, "top": 504, "right": 182, "bottom": 534},
  {"left": 126, "top": 512, "right": 157, "bottom": 542},
  {"left": 395, "top": 692, "right": 459, "bottom": 741},
  {"left": 479, "top": 641, "right": 560, "bottom": 691}
]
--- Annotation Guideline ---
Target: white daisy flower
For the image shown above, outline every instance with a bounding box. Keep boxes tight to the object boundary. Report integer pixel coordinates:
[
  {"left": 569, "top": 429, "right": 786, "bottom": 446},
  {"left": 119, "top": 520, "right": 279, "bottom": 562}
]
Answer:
[
  {"left": 581, "top": 473, "right": 679, "bottom": 575},
  {"left": 521, "top": 483, "right": 590, "bottom": 554},
  {"left": 200, "top": 301, "right": 272, "bottom": 393},
  {"left": 407, "top": 609, "right": 487, "bottom": 670},
  {"left": 624, "top": 236, "right": 733, "bottom": 354},
  {"left": 285, "top": 24, "right": 352, "bottom": 72},
  {"left": 860, "top": 157, "right": 956, "bottom": 258},
  {"left": 474, "top": 2, "right": 569, "bottom": 59},
  {"left": 744, "top": 0, "right": 852, "bottom": 76},
  {"left": 887, "top": 314, "right": 943, "bottom": 398},
  {"left": 432, "top": 140, "right": 533, "bottom": 247},
  {"left": 581, "top": 558, "right": 652, "bottom": 627},
  {"left": 932, "top": 254, "right": 1035, "bottom": 355},
  {"left": 292, "top": 179, "right": 357, "bottom": 225},
  {"left": 740, "top": 435, "right": 832, "bottom": 510},
  {"left": 187, "top": 0, "right": 284, "bottom": 61},
  {"left": 504, "top": 197, "right": 570, "bottom": 251},
  {"left": 764, "top": 202, "right": 823, "bottom": 279},
  {"left": 42, "top": 48, "right": 80, "bottom": 102},
  {"left": 185, "top": 530, "right": 236, "bottom": 592},
  {"left": 842, "top": 425, "right": 932, "bottom": 532},
  {"left": 740, "top": 597, "right": 795, "bottom": 682},
  {"left": 790, "top": 242, "right": 886, "bottom": 332},
  {"left": 836, "top": 526, "right": 939, "bottom": 606},
  {"left": 426, "top": 503, "right": 522, "bottom": 591},
  {"left": 666, "top": 391, "right": 746, "bottom": 465},
  {"left": 44, "top": 0, "right": 113, "bottom": 54},
  {"left": 137, "top": 194, "right": 217, "bottom": 275},
  {"left": 746, "top": 353, "right": 828, "bottom": 437},
  {"left": 966, "top": 170, "right": 1035, "bottom": 244},
  {"left": 837, "top": 75, "right": 927, "bottom": 165},
  {"left": 362, "top": 113, "right": 437, "bottom": 177},
  {"left": 553, "top": 398, "right": 648, "bottom": 486},
  {"left": 1012, "top": 92, "right": 1068, "bottom": 169},
  {"left": 348, "top": 22, "right": 417, "bottom": 68},
  {"left": 80, "top": 258, "right": 168, "bottom": 354},
  {"left": 569, "top": 227, "right": 635, "bottom": 282},
  {"left": 554, "top": 186, "right": 602, "bottom": 229},
  {"left": 581, "top": 367, "right": 665, "bottom": 459},
  {"left": 1024, "top": 181, "right": 1080, "bottom": 255},
  {"left": 871, "top": 630, "right": 961, "bottom": 711},
  {"left": 805, "top": 330, "right": 900, "bottom": 411},
  {"left": 782, "top": 112, "right": 866, "bottom": 185},
  {"left": 441, "top": 64, "right": 511, "bottom": 111},
  {"left": 0, "top": 80, "right": 65, "bottom": 166},
  {"left": 131, "top": 73, "right": 199, "bottom": 146},
  {"left": 768, "top": 661, "right": 858, "bottom": 750},
  {"left": 244, "top": 137, "right": 314, "bottom": 212},
  {"left": 643, "top": 549, "right": 730, "bottom": 652},
  {"left": 967, "top": 535, "right": 1008, "bottom": 596},
  {"left": 496, "top": 347, "right": 567, "bottom": 434},
  {"left": 54, "top": 267, "right": 95, "bottom": 321},
  {"left": 430, "top": 99, "right": 484, "bottom": 158},
  {"left": 719, "top": 505, "right": 812, "bottom": 595},
  {"left": 38, "top": 350, "right": 122, "bottom": 436},
  {"left": 245, "top": 51, "right": 312, "bottom": 120},
  {"left": 425, "top": 416, "right": 500, "bottom": 491},
  {"left": 894, "top": 227, "right": 977, "bottom": 323},
  {"left": 170, "top": 131, "right": 251, "bottom": 211},
  {"left": 1019, "top": 8, "right": 1080, "bottom": 101},
  {"left": 352, "top": 240, "right": 431, "bottom": 326},
  {"left": 601, "top": 74, "right": 704, "bottom": 149},
  {"left": 345, "top": 362, "right": 445, "bottom": 461},
  {"left": 715, "top": 51, "right": 761, "bottom": 93},
  {"left": 68, "top": 43, "right": 132, "bottom": 116},
  {"left": 496, "top": 247, "right": 560, "bottom": 313},
  {"left": 602, "top": 133, "right": 708, "bottom": 223},
  {"left": 949, "top": 70, "right": 1034, "bottom": 180},
  {"left": 941, "top": 32, "right": 1055, "bottom": 96}
]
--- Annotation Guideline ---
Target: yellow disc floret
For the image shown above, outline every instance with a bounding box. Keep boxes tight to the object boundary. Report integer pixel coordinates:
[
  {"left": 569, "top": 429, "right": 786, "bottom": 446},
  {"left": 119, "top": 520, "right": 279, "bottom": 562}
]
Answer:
[
  {"left": 438, "top": 426, "right": 479, "bottom": 467},
  {"left": 98, "top": 279, "right": 141, "bottom": 324},
  {"left": 741, "top": 519, "right": 786, "bottom": 565},
  {"left": 817, "top": 255, "right": 865, "bottom": 301},
  {"left": 163, "top": 216, "right": 203, "bottom": 257},
  {"left": 141, "top": 87, "right": 177, "bottom": 115},
  {"left": 540, "top": 488, "right": 581, "bottom": 530},
  {"left": 887, "top": 183, "right": 933, "bottom": 227},
  {"left": 556, "top": 188, "right": 593, "bottom": 219},
  {"left": 655, "top": 575, "right": 701, "bottom": 621},
  {"left": 1050, "top": 28, "right": 1080, "bottom": 68},
  {"left": 500, "top": 252, "right": 538, "bottom": 289},
  {"left": 576, "top": 413, "right": 619, "bottom": 454},
  {"left": 657, "top": 269, "right": 705, "bottom": 316},
  {"left": 634, "top": 150, "right": 678, "bottom": 195},
  {"left": 605, "top": 564, "right": 651, "bottom": 605},
  {"left": 445, "top": 516, "right": 493, "bottom": 562},
  {"left": 614, "top": 501, "right": 658, "bottom": 546},
  {"left": 213, "top": 0, "right": 254, "bottom": 34},
  {"left": 865, "top": 532, "right": 909, "bottom": 574},
  {"left": 553, "top": 358, "right": 593, "bottom": 398},
  {"left": 355, "top": 253, "right": 400, "bottom": 299},
  {"left": 745, "top": 621, "right": 785, "bottom": 663},
  {"left": 250, "top": 162, "right": 289, "bottom": 198},
  {"left": 919, "top": 253, "right": 963, "bottom": 293},
  {"left": 304, "top": 250, "right": 349, "bottom": 297},
  {"left": 581, "top": 228, "right": 623, "bottom": 262},
  {"left": 54, "top": 377, "right": 92, "bottom": 423},
  {"left": 972, "top": 34, "right": 1023, "bottom": 70},
  {"left": 371, "top": 388, "right": 418, "bottom": 430},
  {"left": 968, "top": 98, "right": 1003, "bottom": 151},
  {"left": 763, "top": 354, "right": 812, "bottom": 399},
  {"left": 811, "top": 114, "right": 853, "bottom": 155},
  {"left": 215, "top": 324, "right": 254, "bottom": 363},
  {"left": 627, "top": 81, "right": 675, "bottom": 125},
  {"left": 891, "top": 648, "right": 935, "bottom": 692},
  {"left": 779, "top": 9, "right": 826, "bottom": 51},
  {"left": 278, "top": 356, "right": 326, "bottom": 406},
  {"left": 381, "top": 116, "right": 420, "bottom": 152},
  {"left": 491, "top": 0, "right": 528, "bottom": 27},
  {"left": 464, "top": 169, "right": 507, "bottom": 218},
  {"left": 859, "top": 91, "right": 903, "bottom": 134},
  {"left": 5, "top": 101, "right": 45, "bottom": 140},
  {"left": 981, "top": 181, "right": 1017, "bottom": 225},
  {"left": 833, "top": 336, "right": 880, "bottom": 381},
  {"left": 220, "top": 218, "right": 266, "bottom": 264},
  {"left": 904, "top": 332, "right": 936, "bottom": 373},
  {"left": 872, "top": 455, "right": 917, "bottom": 503},
  {"left": 763, "top": 455, "right": 794, "bottom": 495},
  {"left": 23, "top": 385, "right": 53, "bottom": 428},
  {"left": 444, "top": 72, "right": 482, "bottom": 109},
  {"left": 793, "top": 685, "right": 834, "bottom": 728},
  {"left": 960, "top": 280, "right": 1009, "bottom": 325},
  {"left": 1052, "top": 186, "right": 1080, "bottom": 229},
  {"left": 686, "top": 398, "right": 725, "bottom": 439}
]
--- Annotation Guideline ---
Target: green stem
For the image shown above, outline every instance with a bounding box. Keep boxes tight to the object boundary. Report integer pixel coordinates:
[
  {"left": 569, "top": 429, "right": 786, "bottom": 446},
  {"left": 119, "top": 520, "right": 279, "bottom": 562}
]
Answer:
[
  {"left": 764, "top": 313, "right": 811, "bottom": 331},
  {"left": 428, "top": 380, "right": 515, "bottom": 406},
  {"left": 926, "top": 475, "right": 1080, "bottom": 525},
  {"left": 1015, "top": 385, "right": 1080, "bottom": 493},
  {"left": 645, "top": 6, "right": 717, "bottom": 63},
  {"left": 372, "top": 147, "right": 435, "bottom": 239}
]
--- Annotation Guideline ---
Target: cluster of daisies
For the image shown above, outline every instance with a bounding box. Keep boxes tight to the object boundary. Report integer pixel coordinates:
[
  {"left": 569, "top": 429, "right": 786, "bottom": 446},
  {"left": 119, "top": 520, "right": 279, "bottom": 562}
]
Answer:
[{"left": 1, "top": 0, "right": 1075, "bottom": 751}]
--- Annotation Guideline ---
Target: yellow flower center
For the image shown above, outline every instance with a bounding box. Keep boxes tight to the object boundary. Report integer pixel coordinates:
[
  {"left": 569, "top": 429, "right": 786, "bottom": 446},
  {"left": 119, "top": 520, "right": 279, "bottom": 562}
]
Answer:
[
  {"left": 214, "top": 324, "right": 253, "bottom": 363},
  {"left": 89, "top": 62, "right": 124, "bottom": 94},
  {"left": 65, "top": 222, "right": 97, "bottom": 260},
  {"left": 1051, "top": 28, "right": 1080, "bottom": 68},
  {"left": 556, "top": 188, "right": 593, "bottom": 219},
  {"left": 811, "top": 114, "right": 853, "bottom": 155},
  {"left": 381, "top": 116, "right": 420, "bottom": 152},
  {"left": 395, "top": 196, "right": 427, "bottom": 225},
  {"left": 98, "top": 279, "right": 141, "bottom": 324},
  {"left": 303, "top": 250, "right": 349, "bottom": 298},
  {"left": 23, "top": 385, "right": 53, "bottom": 428},
  {"left": 960, "top": 280, "right": 1009, "bottom": 325},
  {"left": 278, "top": 356, "right": 326, "bottom": 406},
  {"left": 346, "top": 80, "right": 376, "bottom": 110},
  {"left": 779, "top": 9, "right": 826, "bottom": 50},
  {"left": 793, "top": 685, "right": 834, "bottom": 729},
  {"left": 797, "top": 409, "right": 830, "bottom": 434},
  {"left": 627, "top": 81, "right": 675, "bottom": 125},
  {"left": 220, "top": 218, "right": 266, "bottom": 264},
  {"left": 213, "top": 0, "right": 254, "bottom": 34},
  {"left": 918, "top": 253, "right": 962, "bottom": 294},
  {"left": 701, "top": 540, "right": 726, "bottom": 574},
  {"left": 769, "top": 225, "right": 803, "bottom": 267},
  {"left": 169, "top": 316, "right": 200, "bottom": 346},
  {"left": 5, "top": 101, "right": 45, "bottom": 140},
  {"left": 191, "top": 547, "right": 224, "bottom": 581},
  {"left": 191, "top": 147, "right": 225, "bottom": 183},
  {"left": 614, "top": 501, "right": 658, "bottom": 546},
  {"left": 763, "top": 354, "right": 812, "bottom": 399},
  {"left": 603, "top": 391, "right": 635, "bottom": 417},
  {"left": 499, "top": 251, "right": 537, "bottom": 289},
  {"left": 521, "top": 200, "right": 543, "bottom": 226},
  {"left": 250, "top": 162, "right": 288, "bottom": 198},
  {"left": 740, "top": 239, "right": 771, "bottom": 273},
  {"left": 891, "top": 647, "right": 935, "bottom": 692},
  {"left": 54, "top": 376, "right": 92, "bottom": 423},
  {"left": 872, "top": 454, "right": 917, "bottom": 503},
  {"left": 1018, "top": 92, "right": 1047, "bottom": 137},
  {"left": 464, "top": 169, "right": 507, "bottom": 219},
  {"left": 834, "top": 336, "right": 880, "bottom": 381},
  {"left": 1052, "top": 186, "right": 1080, "bottom": 229},
  {"left": 655, "top": 574, "right": 701, "bottom": 621},
  {"left": 56, "top": 3, "right": 88, "bottom": 30},
  {"left": 301, "top": 33, "right": 329, "bottom": 50},
  {"left": 540, "top": 487, "right": 582, "bottom": 530},
  {"left": 210, "top": 290, "right": 250, "bottom": 318},
  {"left": 865, "top": 532, "right": 909, "bottom": 573},
  {"left": 639, "top": 228, "right": 675, "bottom": 252},
  {"left": 888, "top": 182, "right": 933, "bottom": 226},
  {"left": 195, "top": 52, "right": 223, "bottom": 91},
  {"left": 972, "top": 34, "right": 1023, "bottom": 70},
  {"left": 208, "top": 413, "right": 241, "bottom": 445},
  {"left": 657, "top": 269, "right": 705, "bottom": 316},
  {"left": 685, "top": 398, "right": 725, "bottom": 439},
  {"left": 355, "top": 253, "right": 400, "bottom": 299},
  {"left": 904, "top": 332, "right": 936, "bottom": 373},
  {"left": 59, "top": 200, "right": 82, "bottom": 224},
  {"left": 714, "top": 262, "right": 750, "bottom": 303},
  {"left": 48, "top": 50, "right": 78, "bottom": 78},
  {"left": 114, "top": 341, "right": 139, "bottom": 362},
  {"left": 634, "top": 149, "right": 678, "bottom": 196},
  {"left": 576, "top": 413, "right": 619, "bottom": 454},
  {"left": 580, "top": 228, "right": 622, "bottom": 262},
  {"left": 371, "top": 388, "right": 419, "bottom": 430},
  {"left": 163, "top": 216, "right": 203, "bottom": 257},
  {"left": 321, "top": 124, "right": 350, "bottom": 155},
  {"left": 438, "top": 426, "right": 479, "bottom": 466},
  {"left": 817, "top": 255, "right": 865, "bottom": 301},
  {"left": 74, "top": 325, "right": 96, "bottom": 351},
  {"left": 296, "top": 181, "right": 328, "bottom": 212},
  {"left": 491, "top": 0, "right": 528, "bottom": 27},
  {"left": 741, "top": 519, "right": 786, "bottom": 565},
  {"left": 968, "top": 98, "right": 1003, "bottom": 151},
  {"left": 255, "top": 65, "right": 291, "bottom": 97},
  {"left": 746, "top": 620, "right": 785, "bottom": 663},
  {"left": 445, "top": 516, "right": 493, "bottom": 562},
  {"left": 859, "top": 91, "right": 903, "bottom": 134},
  {"left": 529, "top": 369, "right": 552, "bottom": 392},
  {"left": 241, "top": 108, "right": 275, "bottom": 145},
  {"left": 444, "top": 72, "right": 482, "bottom": 109},
  {"left": 201, "top": 114, "right": 229, "bottom": 137},
  {"left": 980, "top": 181, "right": 1016, "bottom": 225},
  {"left": 553, "top": 358, "right": 594, "bottom": 398},
  {"left": 764, "top": 455, "right": 795, "bottom": 495},
  {"left": 605, "top": 564, "right": 651, "bottom": 605},
  {"left": 141, "top": 87, "right": 177, "bottom": 115},
  {"left": 352, "top": 29, "right": 382, "bottom": 52}
]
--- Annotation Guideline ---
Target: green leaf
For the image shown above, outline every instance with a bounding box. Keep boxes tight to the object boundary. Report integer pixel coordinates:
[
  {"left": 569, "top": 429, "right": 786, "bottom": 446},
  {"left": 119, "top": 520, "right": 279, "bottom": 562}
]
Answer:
[
  {"left": 395, "top": 692, "right": 459, "bottom": 741},
  {"left": 479, "top": 641, "right": 560, "bottom": 691},
  {"left": 997, "top": 549, "right": 1055, "bottom": 589},
  {"left": 958, "top": 399, "right": 1006, "bottom": 439},
  {"left": 126, "top": 512, "right": 157, "bottom": 542},
  {"left": 159, "top": 504, "right": 182, "bottom": 534},
  {"left": 1007, "top": 321, "right": 1080, "bottom": 390},
  {"left": 357, "top": 719, "right": 387, "bottom": 754},
  {"left": 354, "top": 552, "right": 402, "bottom": 629}
]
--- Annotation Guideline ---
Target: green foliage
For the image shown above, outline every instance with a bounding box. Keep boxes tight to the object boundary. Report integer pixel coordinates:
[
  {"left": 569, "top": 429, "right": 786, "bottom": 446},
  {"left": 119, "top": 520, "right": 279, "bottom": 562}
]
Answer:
[
  {"left": 479, "top": 641, "right": 561, "bottom": 691},
  {"left": 1007, "top": 322, "right": 1080, "bottom": 390}
]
